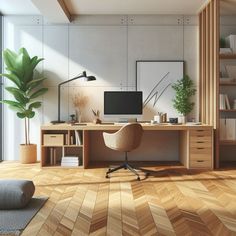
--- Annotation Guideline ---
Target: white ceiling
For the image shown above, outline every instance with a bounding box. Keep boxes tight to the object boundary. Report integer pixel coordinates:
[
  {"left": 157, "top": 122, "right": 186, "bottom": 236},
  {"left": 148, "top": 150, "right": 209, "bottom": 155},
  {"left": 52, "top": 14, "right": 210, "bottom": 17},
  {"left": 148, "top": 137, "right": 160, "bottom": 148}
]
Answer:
[
  {"left": 0, "top": 0, "right": 208, "bottom": 15},
  {"left": 66, "top": 0, "right": 208, "bottom": 15}
]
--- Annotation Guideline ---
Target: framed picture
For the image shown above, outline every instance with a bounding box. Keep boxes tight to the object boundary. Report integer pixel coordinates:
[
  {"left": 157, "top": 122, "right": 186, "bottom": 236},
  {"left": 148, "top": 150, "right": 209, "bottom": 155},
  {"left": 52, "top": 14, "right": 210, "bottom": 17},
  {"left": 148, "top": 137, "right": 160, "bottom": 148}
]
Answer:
[{"left": 136, "top": 60, "right": 184, "bottom": 120}]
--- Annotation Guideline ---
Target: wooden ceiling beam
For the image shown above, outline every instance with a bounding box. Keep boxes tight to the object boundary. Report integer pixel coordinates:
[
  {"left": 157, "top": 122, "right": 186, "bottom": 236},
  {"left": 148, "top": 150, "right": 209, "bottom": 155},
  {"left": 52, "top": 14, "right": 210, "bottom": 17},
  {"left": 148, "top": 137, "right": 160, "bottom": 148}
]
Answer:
[{"left": 31, "top": 0, "right": 72, "bottom": 23}]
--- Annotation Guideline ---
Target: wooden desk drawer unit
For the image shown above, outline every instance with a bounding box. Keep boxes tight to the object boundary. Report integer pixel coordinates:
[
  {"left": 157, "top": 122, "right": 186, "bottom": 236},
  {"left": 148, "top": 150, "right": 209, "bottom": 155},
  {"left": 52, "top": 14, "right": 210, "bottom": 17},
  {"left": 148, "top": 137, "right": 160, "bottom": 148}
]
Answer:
[
  {"left": 43, "top": 134, "right": 64, "bottom": 146},
  {"left": 189, "top": 129, "right": 213, "bottom": 169}
]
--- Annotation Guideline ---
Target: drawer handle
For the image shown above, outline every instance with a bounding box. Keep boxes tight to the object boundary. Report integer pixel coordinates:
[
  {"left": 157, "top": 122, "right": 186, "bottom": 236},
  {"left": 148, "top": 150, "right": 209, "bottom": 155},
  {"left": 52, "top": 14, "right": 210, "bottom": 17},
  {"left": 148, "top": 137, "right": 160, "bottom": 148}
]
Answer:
[
  {"left": 197, "top": 135, "right": 204, "bottom": 137},
  {"left": 197, "top": 160, "right": 204, "bottom": 163},
  {"left": 49, "top": 136, "right": 57, "bottom": 138},
  {"left": 197, "top": 141, "right": 205, "bottom": 143},
  {"left": 196, "top": 130, "right": 204, "bottom": 132},
  {"left": 197, "top": 147, "right": 205, "bottom": 150}
]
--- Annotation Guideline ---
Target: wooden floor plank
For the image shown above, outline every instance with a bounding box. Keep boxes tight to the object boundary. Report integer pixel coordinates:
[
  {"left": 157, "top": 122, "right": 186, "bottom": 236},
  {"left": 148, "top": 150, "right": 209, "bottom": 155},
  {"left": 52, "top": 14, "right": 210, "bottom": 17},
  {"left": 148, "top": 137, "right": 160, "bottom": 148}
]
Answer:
[{"left": 1, "top": 162, "right": 236, "bottom": 236}]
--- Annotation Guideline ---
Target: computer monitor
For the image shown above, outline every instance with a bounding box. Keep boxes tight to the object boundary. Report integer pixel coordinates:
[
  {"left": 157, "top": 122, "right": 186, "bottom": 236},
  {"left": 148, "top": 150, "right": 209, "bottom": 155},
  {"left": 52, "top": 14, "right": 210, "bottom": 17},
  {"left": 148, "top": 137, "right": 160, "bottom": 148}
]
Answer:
[{"left": 104, "top": 91, "right": 143, "bottom": 115}]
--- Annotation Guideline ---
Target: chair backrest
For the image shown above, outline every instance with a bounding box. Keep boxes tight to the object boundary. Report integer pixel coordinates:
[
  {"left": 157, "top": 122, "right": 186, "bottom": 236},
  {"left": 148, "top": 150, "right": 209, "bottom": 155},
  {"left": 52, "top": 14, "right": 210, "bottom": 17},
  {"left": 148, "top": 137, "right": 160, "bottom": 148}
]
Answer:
[{"left": 103, "top": 123, "right": 143, "bottom": 152}]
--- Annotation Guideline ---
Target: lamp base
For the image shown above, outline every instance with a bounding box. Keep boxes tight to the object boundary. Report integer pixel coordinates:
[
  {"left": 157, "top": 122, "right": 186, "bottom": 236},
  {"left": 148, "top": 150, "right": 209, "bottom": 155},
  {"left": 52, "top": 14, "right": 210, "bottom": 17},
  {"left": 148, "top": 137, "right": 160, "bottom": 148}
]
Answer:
[{"left": 51, "top": 120, "right": 65, "bottom": 125}]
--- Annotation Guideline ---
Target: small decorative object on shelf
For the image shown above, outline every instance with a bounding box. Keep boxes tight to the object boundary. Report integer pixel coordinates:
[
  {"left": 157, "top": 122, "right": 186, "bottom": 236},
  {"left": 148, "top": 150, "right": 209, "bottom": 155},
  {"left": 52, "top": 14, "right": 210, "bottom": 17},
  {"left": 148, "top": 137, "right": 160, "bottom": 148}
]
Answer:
[
  {"left": 169, "top": 118, "right": 178, "bottom": 124},
  {"left": 69, "top": 114, "right": 76, "bottom": 124},
  {"left": 172, "top": 75, "right": 196, "bottom": 124},
  {"left": 92, "top": 109, "right": 102, "bottom": 124},
  {"left": 72, "top": 93, "right": 88, "bottom": 123}
]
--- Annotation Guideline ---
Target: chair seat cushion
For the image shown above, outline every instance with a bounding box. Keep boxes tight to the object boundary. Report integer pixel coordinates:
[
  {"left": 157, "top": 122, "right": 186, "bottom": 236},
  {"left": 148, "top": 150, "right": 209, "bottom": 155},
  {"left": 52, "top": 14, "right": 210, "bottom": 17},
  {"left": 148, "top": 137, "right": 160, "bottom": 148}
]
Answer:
[{"left": 0, "top": 179, "right": 35, "bottom": 209}]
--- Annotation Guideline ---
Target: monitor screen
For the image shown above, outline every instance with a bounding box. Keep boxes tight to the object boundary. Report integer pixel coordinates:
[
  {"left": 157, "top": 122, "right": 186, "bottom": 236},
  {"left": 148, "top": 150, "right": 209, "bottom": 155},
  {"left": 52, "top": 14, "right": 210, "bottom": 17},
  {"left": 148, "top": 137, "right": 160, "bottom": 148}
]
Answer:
[{"left": 104, "top": 91, "right": 143, "bottom": 115}]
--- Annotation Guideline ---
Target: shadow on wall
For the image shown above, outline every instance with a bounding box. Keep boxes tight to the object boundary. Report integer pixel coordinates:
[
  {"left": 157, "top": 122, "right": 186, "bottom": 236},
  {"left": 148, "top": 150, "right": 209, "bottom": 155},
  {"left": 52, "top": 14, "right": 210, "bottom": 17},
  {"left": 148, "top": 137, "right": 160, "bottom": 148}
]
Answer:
[{"left": 3, "top": 16, "right": 198, "bottom": 122}]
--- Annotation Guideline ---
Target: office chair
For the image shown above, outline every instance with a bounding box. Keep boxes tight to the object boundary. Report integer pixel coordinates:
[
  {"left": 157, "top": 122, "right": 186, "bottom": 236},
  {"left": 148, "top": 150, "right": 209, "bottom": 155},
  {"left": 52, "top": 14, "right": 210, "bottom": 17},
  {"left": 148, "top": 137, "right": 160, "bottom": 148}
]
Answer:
[{"left": 103, "top": 123, "right": 143, "bottom": 180}]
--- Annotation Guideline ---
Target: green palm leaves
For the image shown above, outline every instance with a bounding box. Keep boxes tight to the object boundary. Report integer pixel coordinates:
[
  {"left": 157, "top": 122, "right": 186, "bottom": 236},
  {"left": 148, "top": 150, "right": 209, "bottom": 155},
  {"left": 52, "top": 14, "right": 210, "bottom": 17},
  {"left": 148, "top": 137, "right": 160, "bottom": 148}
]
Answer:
[
  {"left": 1, "top": 48, "right": 48, "bottom": 144},
  {"left": 1, "top": 48, "right": 48, "bottom": 119}
]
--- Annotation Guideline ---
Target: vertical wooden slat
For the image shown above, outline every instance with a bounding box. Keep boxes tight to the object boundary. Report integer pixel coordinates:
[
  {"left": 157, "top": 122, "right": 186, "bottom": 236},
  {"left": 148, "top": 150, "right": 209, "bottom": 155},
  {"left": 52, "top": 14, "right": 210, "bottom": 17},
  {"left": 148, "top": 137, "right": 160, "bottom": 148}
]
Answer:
[
  {"left": 209, "top": 2, "right": 213, "bottom": 126},
  {"left": 83, "top": 130, "right": 90, "bottom": 168},
  {"left": 199, "top": 0, "right": 220, "bottom": 168},
  {"left": 202, "top": 9, "right": 207, "bottom": 123},
  {"left": 206, "top": 5, "right": 210, "bottom": 125},
  {"left": 214, "top": 0, "right": 220, "bottom": 168},
  {"left": 199, "top": 12, "right": 203, "bottom": 122}
]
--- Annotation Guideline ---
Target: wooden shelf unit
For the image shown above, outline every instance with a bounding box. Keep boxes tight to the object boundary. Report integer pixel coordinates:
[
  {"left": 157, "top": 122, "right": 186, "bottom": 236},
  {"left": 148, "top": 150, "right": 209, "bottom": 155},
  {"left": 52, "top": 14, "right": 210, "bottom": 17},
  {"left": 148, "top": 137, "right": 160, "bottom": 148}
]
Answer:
[
  {"left": 219, "top": 54, "right": 236, "bottom": 59},
  {"left": 220, "top": 82, "right": 236, "bottom": 86},
  {"left": 218, "top": 36, "right": 236, "bottom": 167},
  {"left": 220, "top": 140, "right": 236, "bottom": 145},
  {"left": 220, "top": 109, "right": 236, "bottom": 112},
  {"left": 41, "top": 128, "right": 85, "bottom": 168}
]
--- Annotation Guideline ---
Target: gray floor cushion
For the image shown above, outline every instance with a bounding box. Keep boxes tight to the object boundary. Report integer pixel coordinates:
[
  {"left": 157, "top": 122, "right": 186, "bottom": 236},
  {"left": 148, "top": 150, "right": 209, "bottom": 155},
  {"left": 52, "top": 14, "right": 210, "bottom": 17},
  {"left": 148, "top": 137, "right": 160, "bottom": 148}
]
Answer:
[{"left": 0, "top": 179, "right": 35, "bottom": 209}]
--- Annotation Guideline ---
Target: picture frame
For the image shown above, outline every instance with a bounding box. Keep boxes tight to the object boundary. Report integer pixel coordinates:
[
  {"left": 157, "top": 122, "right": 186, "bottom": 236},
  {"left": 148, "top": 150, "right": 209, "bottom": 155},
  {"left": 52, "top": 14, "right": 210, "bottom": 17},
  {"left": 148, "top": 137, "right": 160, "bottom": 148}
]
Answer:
[{"left": 136, "top": 60, "right": 184, "bottom": 120}]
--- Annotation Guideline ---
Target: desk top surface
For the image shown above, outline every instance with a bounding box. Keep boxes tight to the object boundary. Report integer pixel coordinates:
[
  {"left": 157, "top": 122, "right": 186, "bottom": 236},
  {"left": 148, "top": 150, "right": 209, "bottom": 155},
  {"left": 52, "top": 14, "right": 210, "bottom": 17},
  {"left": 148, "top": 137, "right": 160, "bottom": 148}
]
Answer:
[{"left": 41, "top": 122, "right": 213, "bottom": 131}]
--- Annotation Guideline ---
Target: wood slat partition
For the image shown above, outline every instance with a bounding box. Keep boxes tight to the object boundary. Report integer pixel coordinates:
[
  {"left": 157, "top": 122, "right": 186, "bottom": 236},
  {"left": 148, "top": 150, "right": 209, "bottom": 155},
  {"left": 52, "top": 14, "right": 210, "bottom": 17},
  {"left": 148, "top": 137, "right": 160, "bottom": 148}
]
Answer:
[{"left": 199, "top": 0, "right": 219, "bottom": 168}]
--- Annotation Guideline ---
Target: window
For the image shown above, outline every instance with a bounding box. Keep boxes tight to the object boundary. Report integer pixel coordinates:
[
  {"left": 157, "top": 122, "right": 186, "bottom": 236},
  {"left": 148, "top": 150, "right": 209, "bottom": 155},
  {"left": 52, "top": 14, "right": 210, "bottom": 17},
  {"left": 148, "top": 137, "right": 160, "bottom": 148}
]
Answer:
[{"left": 0, "top": 15, "right": 2, "bottom": 162}]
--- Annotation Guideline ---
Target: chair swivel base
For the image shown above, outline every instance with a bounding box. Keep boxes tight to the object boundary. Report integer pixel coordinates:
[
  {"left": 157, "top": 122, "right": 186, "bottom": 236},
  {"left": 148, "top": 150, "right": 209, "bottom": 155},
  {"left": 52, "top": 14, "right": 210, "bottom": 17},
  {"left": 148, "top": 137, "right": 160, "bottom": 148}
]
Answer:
[{"left": 106, "top": 163, "right": 140, "bottom": 180}]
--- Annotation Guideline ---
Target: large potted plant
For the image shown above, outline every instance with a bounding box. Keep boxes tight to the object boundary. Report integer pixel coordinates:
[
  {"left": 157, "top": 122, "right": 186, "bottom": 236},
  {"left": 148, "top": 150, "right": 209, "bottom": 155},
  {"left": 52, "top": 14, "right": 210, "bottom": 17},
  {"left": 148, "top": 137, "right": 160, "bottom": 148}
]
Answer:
[
  {"left": 1, "top": 48, "right": 48, "bottom": 163},
  {"left": 172, "top": 75, "right": 196, "bottom": 123}
]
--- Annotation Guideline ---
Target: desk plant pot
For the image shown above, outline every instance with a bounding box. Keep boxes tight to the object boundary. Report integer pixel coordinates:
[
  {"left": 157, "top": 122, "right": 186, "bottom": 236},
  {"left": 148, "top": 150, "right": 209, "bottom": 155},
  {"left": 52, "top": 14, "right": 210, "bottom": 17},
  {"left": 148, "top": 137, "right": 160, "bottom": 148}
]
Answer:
[
  {"left": 178, "top": 115, "right": 186, "bottom": 124},
  {"left": 1, "top": 48, "right": 48, "bottom": 163},
  {"left": 20, "top": 144, "right": 37, "bottom": 164}
]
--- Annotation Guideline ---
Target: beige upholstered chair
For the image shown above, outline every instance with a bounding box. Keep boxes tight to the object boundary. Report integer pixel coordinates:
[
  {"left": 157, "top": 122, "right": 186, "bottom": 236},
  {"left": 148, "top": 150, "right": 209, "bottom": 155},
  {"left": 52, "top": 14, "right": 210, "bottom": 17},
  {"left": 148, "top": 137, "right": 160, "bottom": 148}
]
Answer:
[{"left": 103, "top": 123, "right": 143, "bottom": 180}]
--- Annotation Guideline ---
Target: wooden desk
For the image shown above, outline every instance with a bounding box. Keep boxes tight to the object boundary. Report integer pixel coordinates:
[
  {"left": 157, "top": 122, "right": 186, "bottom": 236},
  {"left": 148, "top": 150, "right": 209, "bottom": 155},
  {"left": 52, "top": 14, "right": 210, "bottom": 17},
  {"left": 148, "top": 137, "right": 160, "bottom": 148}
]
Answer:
[{"left": 41, "top": 123, "right": 213, "bottom": 169}]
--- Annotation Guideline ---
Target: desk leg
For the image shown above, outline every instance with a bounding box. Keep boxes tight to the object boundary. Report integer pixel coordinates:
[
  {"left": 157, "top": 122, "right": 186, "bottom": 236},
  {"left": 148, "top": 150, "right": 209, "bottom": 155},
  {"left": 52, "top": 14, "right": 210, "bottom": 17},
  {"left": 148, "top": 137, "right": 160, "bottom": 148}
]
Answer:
[
  {"left": 179, "top": 130, "right": 189, "bottom": 169},
  {"left": 83, "top": 130, "right": 90, "bottom": 169}
]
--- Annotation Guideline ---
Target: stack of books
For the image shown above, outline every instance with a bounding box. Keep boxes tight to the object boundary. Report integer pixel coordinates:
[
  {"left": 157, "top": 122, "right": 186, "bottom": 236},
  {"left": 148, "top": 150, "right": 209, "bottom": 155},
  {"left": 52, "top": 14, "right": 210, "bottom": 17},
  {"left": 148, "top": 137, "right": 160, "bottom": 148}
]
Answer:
[
  {"left": 61, "top": 156, "right": 80, "bottom": 167},
  {"left": 220, "top": 94, "right": 231, "bottom": 109}
]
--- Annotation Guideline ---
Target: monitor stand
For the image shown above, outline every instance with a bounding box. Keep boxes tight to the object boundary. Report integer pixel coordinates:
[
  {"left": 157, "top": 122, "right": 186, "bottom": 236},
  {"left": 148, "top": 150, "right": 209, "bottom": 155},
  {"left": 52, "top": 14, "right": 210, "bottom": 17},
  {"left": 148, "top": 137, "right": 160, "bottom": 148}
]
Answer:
[{"left": 117, "top": 118, "right": 137, "bottom": 123}]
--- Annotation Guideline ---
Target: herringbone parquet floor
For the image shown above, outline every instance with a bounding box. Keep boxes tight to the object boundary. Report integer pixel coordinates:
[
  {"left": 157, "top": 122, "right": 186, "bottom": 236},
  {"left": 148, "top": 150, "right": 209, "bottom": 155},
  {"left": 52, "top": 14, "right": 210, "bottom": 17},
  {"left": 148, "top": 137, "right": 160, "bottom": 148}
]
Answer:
[{"left": 0, "top": 161, "right": 236, "bottom": 236}]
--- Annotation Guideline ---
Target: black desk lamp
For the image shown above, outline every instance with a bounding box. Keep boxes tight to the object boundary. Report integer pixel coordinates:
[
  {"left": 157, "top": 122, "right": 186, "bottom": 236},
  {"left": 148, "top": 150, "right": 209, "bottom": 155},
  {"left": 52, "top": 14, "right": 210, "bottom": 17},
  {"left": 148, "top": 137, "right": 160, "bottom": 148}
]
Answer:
[{"left": 51, "top": 71, "right": 96, "bottom": 124}]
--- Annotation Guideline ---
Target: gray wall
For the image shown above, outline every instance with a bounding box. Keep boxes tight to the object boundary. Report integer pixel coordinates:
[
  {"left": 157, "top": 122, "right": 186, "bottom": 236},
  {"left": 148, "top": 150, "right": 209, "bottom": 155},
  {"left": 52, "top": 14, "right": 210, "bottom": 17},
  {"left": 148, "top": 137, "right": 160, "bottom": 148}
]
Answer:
[{"left": 2, "top": 15, "right": 198, "bottom": 161}]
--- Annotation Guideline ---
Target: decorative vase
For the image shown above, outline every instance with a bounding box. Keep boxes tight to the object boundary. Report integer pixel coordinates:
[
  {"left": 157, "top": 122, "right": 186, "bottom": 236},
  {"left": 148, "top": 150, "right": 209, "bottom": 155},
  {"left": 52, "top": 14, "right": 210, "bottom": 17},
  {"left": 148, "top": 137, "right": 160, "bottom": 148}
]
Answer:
[
  {"left": 20, "top": 144, "right": 37, "bottom": 164},
  {"left": 75, "top": 108, "right": 82, "bottom": 123}
]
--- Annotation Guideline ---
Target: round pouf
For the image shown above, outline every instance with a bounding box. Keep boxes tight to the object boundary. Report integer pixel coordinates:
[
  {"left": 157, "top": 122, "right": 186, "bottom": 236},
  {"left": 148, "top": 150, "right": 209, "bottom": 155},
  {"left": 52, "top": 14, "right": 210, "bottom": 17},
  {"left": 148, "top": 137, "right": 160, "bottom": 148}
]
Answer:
[{"left": 0, "top": 179, "right": 35, "bottom": 209}]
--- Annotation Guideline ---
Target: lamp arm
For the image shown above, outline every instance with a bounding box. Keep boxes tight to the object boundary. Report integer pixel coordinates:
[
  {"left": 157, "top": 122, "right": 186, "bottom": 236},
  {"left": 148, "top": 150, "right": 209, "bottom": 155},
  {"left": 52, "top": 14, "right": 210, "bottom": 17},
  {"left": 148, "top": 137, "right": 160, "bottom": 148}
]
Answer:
[
  {"left": 57, "top": 71, "right": 86, "bottom": 122},
  {"left": 58, "top": 71, "right": 86, "bottom": 86}
]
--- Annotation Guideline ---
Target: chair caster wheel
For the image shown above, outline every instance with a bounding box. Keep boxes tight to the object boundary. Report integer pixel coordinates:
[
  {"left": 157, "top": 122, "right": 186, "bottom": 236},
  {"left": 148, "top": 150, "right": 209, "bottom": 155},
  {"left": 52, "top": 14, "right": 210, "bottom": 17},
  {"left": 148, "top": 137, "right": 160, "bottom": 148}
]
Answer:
[
  {"left": 137, "top": 177, "right": 140, "bottom": 181},
  {"left": 108, "top": 168, "right": 111, "bottom": 171},
  {"left": 106, "top": 174, "right": 109, "bottom": 178}
]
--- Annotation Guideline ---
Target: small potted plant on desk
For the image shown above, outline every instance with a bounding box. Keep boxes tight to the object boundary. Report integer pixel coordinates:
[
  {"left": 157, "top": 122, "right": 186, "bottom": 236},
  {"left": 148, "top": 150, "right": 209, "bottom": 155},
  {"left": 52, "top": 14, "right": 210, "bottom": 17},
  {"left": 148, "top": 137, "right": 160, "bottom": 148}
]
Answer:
[
  {"left": 92, "top": 109, "right": 102, "bottom": 124},
  {"left": 1, "top": 48, "right": 48, "bottom": 163},
  {"left": 172, "top": 75, "right": 196, "bottom": 124}
]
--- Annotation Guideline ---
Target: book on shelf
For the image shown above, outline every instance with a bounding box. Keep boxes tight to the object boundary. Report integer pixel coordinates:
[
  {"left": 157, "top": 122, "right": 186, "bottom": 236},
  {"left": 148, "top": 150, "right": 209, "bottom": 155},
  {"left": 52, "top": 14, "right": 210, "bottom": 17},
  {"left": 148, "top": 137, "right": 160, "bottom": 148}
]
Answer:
[
  {"left": 49, "top": 147, "right": 57, "bottom": 165},
  {"left": 226, "top": 35, "right": 236, "bottom": 53},
  {"left": 220, "top": 118, "right": 236, "bottom": 140},
  {"left": 70, "top": 135, "right": 74, "bottom": 145},
  {"left": 220, "top": 94, "right": 226, "bottom": 109},
  {"left": 225, "top": 95, "right": 231, "bottom": 109},
  {"left": 65, "top": 134, "right": 68, "bottom": 145},
  {"left": 220, "top": 94, "right": 231, "bottom": 110},
  {"left": 75, "top": 130, "right": 83, "bottom": 146}
]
